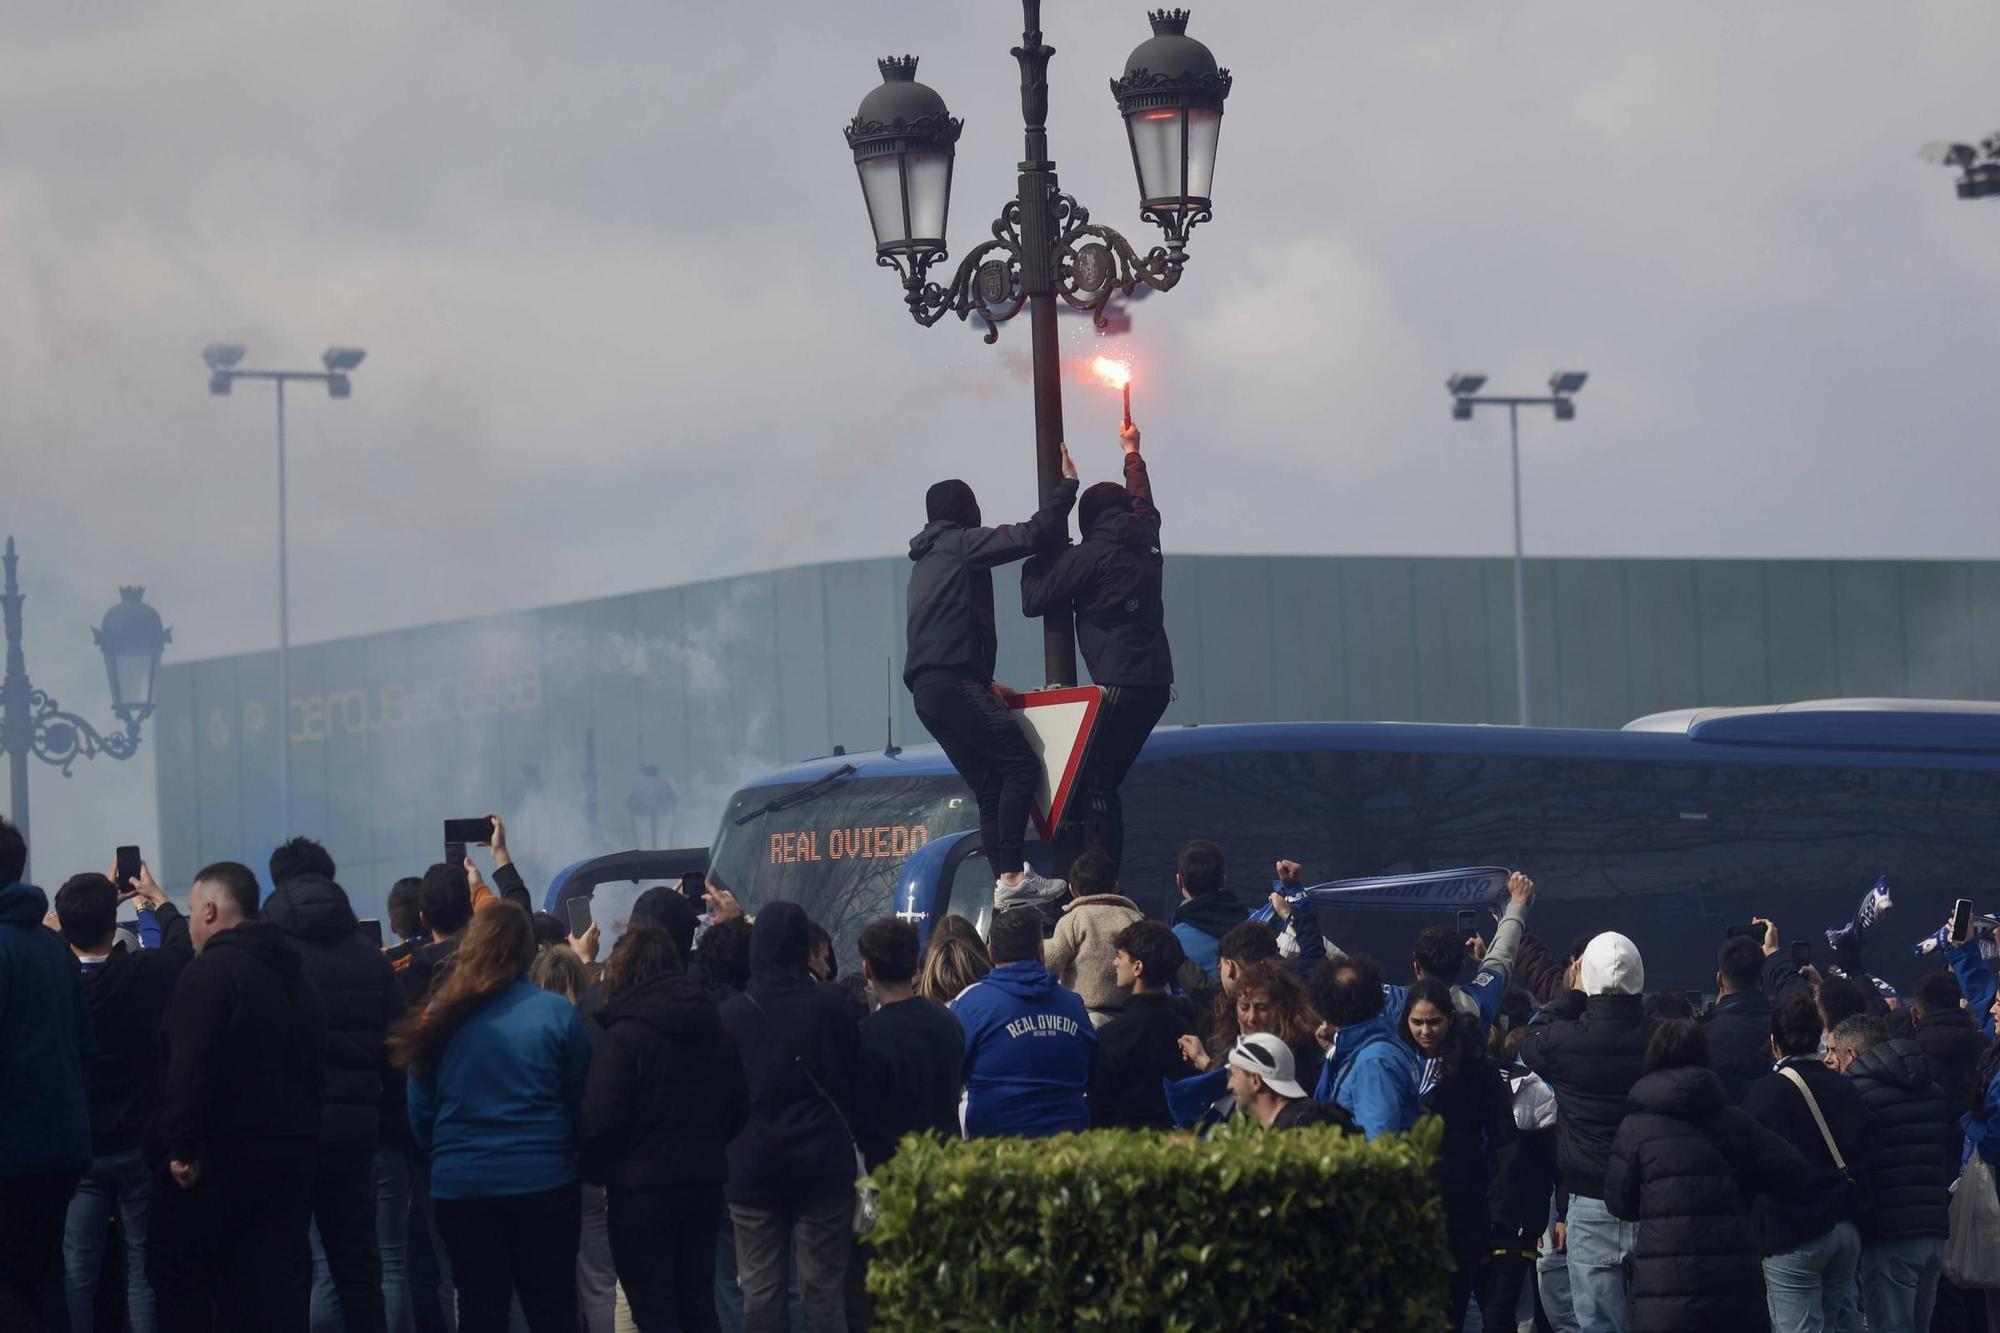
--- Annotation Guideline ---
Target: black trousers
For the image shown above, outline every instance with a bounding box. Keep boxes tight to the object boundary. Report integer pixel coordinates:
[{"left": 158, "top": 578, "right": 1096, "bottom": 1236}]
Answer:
[
  {"left": 0, "top": 1169, "right": 79, "bottom": 1332},
  {"left": 1476, "top": 1222, "right": 1539, "bottom": 1333},
  {"left": 607, "top": 1183, "right": 723, "bottom": 1332},
  {"left": 433, "top": 1183, "right": 581, "bottom": 1333},
  {"left": 148, "top": 1141, "right": 315, "bottom": 1333},
  {"left": 1054, "top": 683, "right": 1170, "bottom": 877},
  {"left": 910, "top": 671, "right": 1041, "bottom": 876},
  {"left": 312, "top": 1145, "right": 386, "bottom": 1333}
]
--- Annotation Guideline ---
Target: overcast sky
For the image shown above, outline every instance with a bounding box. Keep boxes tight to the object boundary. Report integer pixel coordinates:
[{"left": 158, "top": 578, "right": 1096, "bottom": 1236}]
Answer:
[{"left": 6, "top": 1, "right": 2000, "bottom": 879}]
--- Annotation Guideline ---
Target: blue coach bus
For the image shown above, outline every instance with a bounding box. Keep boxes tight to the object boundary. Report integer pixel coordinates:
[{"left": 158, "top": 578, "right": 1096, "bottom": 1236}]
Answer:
[{"left": 703, "top": 699, "right": 2000, "bottom": 991}]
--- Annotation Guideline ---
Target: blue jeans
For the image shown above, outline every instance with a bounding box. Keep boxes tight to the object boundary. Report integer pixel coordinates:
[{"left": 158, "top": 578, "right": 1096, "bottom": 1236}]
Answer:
[
  {"left": 1535, "top": 1202, "right": 1579, "bottom": 1333},
  {"left": 63, "top": 1148, "right": 155, "bottom": 1333},
  {"left": 1564, "top": 1194, "right": 1634, "bottom": 1333},
  {"left": 313, "top": 1150, "right": 412, "bottom": 1333},
  {"left": 1764, "top": 1220, "right": 1861, "bottom": 1333},
  {"left": 1858, "top": 1235, "right": 1943, "bottom": 1333}
]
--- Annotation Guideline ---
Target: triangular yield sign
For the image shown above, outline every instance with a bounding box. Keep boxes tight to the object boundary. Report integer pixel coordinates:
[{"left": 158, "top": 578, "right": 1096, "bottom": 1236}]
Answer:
[{"left": 1004, "top": 686, "right": 1104, "bottom": 839}]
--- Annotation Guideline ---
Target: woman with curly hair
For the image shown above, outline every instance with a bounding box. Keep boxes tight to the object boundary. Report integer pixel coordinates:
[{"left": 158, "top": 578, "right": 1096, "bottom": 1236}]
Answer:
[{"left": 1167, "top": 960, "right": 1323, "bottom": 1127}]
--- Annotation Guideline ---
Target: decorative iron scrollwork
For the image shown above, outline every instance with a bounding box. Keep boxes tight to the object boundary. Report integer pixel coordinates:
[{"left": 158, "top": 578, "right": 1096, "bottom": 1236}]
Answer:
[
  {"left": 25, "top": 686, "right": 140, "bottom": 775},
  {"left": 886, "top": 191, "right": 1191, "bottom": 339}
]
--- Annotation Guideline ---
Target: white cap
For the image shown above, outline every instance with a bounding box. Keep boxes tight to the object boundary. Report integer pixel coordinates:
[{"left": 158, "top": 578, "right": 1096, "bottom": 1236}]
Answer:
[
  {"left": 1579, "top": 931, "right": 1644, "bottom": 996},
  {"left": 1227, "top": 1032, "right": 1309, "bottom": 1101}
]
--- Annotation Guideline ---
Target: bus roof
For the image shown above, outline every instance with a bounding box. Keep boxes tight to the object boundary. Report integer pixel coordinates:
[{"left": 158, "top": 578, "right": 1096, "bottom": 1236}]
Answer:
[{"left": 742, "top": 698, "right": 2000, "bottom": 790}]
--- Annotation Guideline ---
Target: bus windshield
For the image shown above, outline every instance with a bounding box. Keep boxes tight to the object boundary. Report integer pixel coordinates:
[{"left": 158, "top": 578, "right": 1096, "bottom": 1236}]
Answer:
[{"left": 708, "top": 772, "right": 975, "bottom": 943}]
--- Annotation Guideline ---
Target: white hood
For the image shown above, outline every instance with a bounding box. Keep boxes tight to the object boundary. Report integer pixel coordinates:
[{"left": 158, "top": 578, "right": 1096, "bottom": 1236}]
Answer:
[{"left": 1579, "top": 931, "right": 1644, "bottom": 996}]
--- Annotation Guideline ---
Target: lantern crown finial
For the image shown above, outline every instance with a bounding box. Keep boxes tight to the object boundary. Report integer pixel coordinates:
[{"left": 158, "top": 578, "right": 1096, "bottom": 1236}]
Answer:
[
  {"left": 1148, "top": 9, "right": 1192, "bottom": 37},
  {"left": 878, "top": 54, "right": 920, "bottom": 82}
]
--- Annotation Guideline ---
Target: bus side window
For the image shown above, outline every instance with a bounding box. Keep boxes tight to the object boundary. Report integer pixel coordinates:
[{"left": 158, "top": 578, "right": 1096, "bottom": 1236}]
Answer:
[{"left": 943, "top": 852, "right": 998, "bottom": 941}]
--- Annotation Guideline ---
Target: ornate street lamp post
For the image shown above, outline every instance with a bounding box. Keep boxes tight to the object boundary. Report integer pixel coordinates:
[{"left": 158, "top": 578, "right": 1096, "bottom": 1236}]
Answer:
[
  {"left": 845, "top": 4, "right": 1231, "bottom": 687},
  {"left": 0, "top": 537, "right": 170, "bottom": 879}
]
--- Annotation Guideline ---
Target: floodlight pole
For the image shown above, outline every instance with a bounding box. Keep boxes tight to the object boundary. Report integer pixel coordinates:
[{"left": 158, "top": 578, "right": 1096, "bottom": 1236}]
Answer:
[
  {"left": 1449, "top": 388, "right": 1582, "bottom": 726},
  {"left": 209, "top": 364, "right": 355, "bottom": 834},
  {"left": 1509, "top": 402, "right": 1527, "bottom": 728}
]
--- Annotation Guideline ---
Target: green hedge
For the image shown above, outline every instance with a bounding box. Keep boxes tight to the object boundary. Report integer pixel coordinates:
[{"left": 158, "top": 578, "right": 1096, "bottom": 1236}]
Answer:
[{"left": 864, "top": 1117, "right": 1448, "bottom": 1333}]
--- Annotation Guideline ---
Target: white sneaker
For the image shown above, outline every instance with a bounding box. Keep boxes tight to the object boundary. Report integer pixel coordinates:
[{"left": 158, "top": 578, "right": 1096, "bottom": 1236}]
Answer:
[{"left": 995, "top": 869, "right": 1067, "bottom": 910}]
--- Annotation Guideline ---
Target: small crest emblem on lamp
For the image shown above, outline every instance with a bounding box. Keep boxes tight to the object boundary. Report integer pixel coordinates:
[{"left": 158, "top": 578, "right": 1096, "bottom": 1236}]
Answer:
[
  {"left": 1072, "top": 242, "right": 1112, "bottom": 294},
  {"left": 978, "top": 259, "right": 1011, "bottom": 305}
]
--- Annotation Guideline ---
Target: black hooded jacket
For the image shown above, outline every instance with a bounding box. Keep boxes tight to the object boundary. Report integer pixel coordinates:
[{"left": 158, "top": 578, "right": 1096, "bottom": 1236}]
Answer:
[
  {"left": 717, "top": 902, "right": 863, "bottom": 1207},
  {"left": 580, "top": 970, "right": 749, "bottom": 1192},
  {"left": 160, "top": 921, "right": 328, "bottom": 1164},
  {"left": 264, "top": 875, "right": 406, "bottom": 1153},
  {"left": 1019, "top": 453, "right": 1172, "bottom": 687},
  {"left": 1844, "top": 1038, "right": 1953, "bottom": 1243},
  {"left": 78, "top": 917, "right": 190, "bottom": 1156},
  {"left": 903, "top": 478, "right": 1077, "bottom": 686},
  {"left": 1519, "top": 991, "right": 1656, "bottom": 1201},
  {"left": 1603, "top": 1066, "right": 1807, "bottom": 1333}
]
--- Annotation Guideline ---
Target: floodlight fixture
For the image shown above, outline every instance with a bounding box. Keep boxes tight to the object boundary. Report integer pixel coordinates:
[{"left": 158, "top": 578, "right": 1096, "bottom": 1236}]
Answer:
[
  {"left": 1553, "top": 397, "right": 1576, "bottom": 421},
  {"left": 1549, "top": 371, "right": 1589, "bottom": 396},
  {"left": 322, "top": 346, "right": 367, "bottom": 373},
  {"left": 207, "top": 372, "right": 233, "bottom": 397},
  {"left": 327, "top": 374, "right": 352, "bottom": 399},
  {"left": 1451, "top": 399, "right": 1473, "bottom": 421},
  {"left": 1447, "top": 372, "right": 1487, "bottom": 398},
  {"left": 203, "top": 343, "right": 246, "bottom": 371}
]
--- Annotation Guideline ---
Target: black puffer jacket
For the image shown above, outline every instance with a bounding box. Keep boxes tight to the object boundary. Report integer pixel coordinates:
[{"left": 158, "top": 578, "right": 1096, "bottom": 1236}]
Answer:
[
  {"left": 718, "top": 902, "right": 862, "bottom": 1207},
  {"left": 1913, "top": 1005, "right": 1987, "bottom": 1159},
  {"left": 579, "top": 970, "right": 749, "bottom": 1191},
  {"left": 161, "top": 922, "right": 327, "bottom": 1163},
  {"left": 903, "top": 478, "right": 1076, "bottom": 686},
  {"left": 1604, "top": 1066, "right": 1807, "bottom": 1333},
  {"left": 1019, "top": 452, "right": 1172, "bottom": 687},
  {"left": 1741, "top": 1056, "right": 1872, "bottom": 1255},
  {"left": 1519, "top": 991, "right": 1655, "bottom": 1200},
  {"left": 264, "top": 875, "right": 405, "bottom": 1152},
  {"left": 1845, "top": 1038, "right": 1953, "bottom": 1243}
]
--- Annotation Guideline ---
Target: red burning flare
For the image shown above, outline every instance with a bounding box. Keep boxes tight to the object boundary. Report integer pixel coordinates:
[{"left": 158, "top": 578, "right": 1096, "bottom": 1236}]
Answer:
[{"left": 1089, "top": 356, "right": 1133, "bottom": 425}]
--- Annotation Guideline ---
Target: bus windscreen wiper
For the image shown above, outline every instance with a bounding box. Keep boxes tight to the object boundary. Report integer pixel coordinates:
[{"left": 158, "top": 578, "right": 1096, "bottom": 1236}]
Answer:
[{"left": 732, "top": 764, "right": 858, "bottom": 826}]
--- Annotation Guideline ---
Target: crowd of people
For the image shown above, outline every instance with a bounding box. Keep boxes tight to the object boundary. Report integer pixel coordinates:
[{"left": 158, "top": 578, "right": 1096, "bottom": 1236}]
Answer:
[{"left": 3, "top": 804, "right": 2000, "bottom": 1333}]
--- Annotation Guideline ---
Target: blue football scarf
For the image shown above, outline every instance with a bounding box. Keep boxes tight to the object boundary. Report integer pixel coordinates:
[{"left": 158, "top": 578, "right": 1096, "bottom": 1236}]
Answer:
[
  {"left": 1826, "top": 877, "right": 1892, "bottom": 951},
  {"left": 1248, "top": 867, "right": 1510, "bottom": 925},
  {"left": 1913, "top": 916, "right": 2000, "bottom": 960}
]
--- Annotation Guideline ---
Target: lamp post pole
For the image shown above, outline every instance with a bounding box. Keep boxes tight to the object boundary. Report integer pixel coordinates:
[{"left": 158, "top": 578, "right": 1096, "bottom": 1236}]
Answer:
[
  {"left": 0, "top": 537, "right": 169, "bottom": 881},
  {"left": 846, "top": 3, "right": 1232, "bottom": 689},
  {"left": 206, "top": 348, "right": 363, "bottom": 835},
  {"left": 1446, "top": 373, "right": 1589, "bottom": 727},
  {"left": 1013, "top": 10, "right": 1073, "bottom": 687}
]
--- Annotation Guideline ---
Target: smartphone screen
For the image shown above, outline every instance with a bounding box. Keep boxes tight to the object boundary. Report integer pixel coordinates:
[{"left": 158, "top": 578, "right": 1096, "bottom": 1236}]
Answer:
[
  {"left": 1789, "top": 940, "right": 1811, "bottom": 968},
  {"left": 444, "top": 841, "right": 466, "bottom": 869},
  {"left": 564, "top": 897, "right": 593, "bottom": 937},
  {"left": 443, "top": 817, "right": 495, "bottom": 846},
  {"left": 357, "top": 918, "right": 383, "bottom": 947},
  {"left": 114, "top": 845, "right": 141, "bottom": 894},
  {"left": 1454, "top": 908, "right": 1479, "bottom": 938},
  {"left": 1726, "top": 923, "right": 1764, "bottom": 941},
  {"left": 679, "top": 872, "right": 707, "bottom": 903},
  {"left": 1952, "top": 898, "right": 1974, "bottom": 942}
]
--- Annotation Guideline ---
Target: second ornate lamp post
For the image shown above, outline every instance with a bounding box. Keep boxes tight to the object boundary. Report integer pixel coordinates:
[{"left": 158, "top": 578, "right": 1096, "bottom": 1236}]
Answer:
[
  {"left": 1, "top": 537, "right": 170, "bottom": 880},
  {"left": 845, "top": 4, "right": 1231, "bottom": 687}
]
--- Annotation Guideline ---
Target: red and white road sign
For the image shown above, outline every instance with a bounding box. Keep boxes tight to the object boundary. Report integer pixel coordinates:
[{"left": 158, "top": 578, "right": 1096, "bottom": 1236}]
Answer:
[{"left": 1004, "top": 685, "right": 1104, "bottom": 839}]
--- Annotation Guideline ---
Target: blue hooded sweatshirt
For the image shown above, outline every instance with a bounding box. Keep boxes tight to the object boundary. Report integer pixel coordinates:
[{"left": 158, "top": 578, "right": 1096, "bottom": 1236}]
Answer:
[
  {"left": 0, "top": 881, "right": 95, "bottom": 1176},
  {"left": 1312, "top": 1013, "right": 1420, "bottom": 1141},
  {"left": 951, "top": 960, "right": 1096, "bottom": 1139}
]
